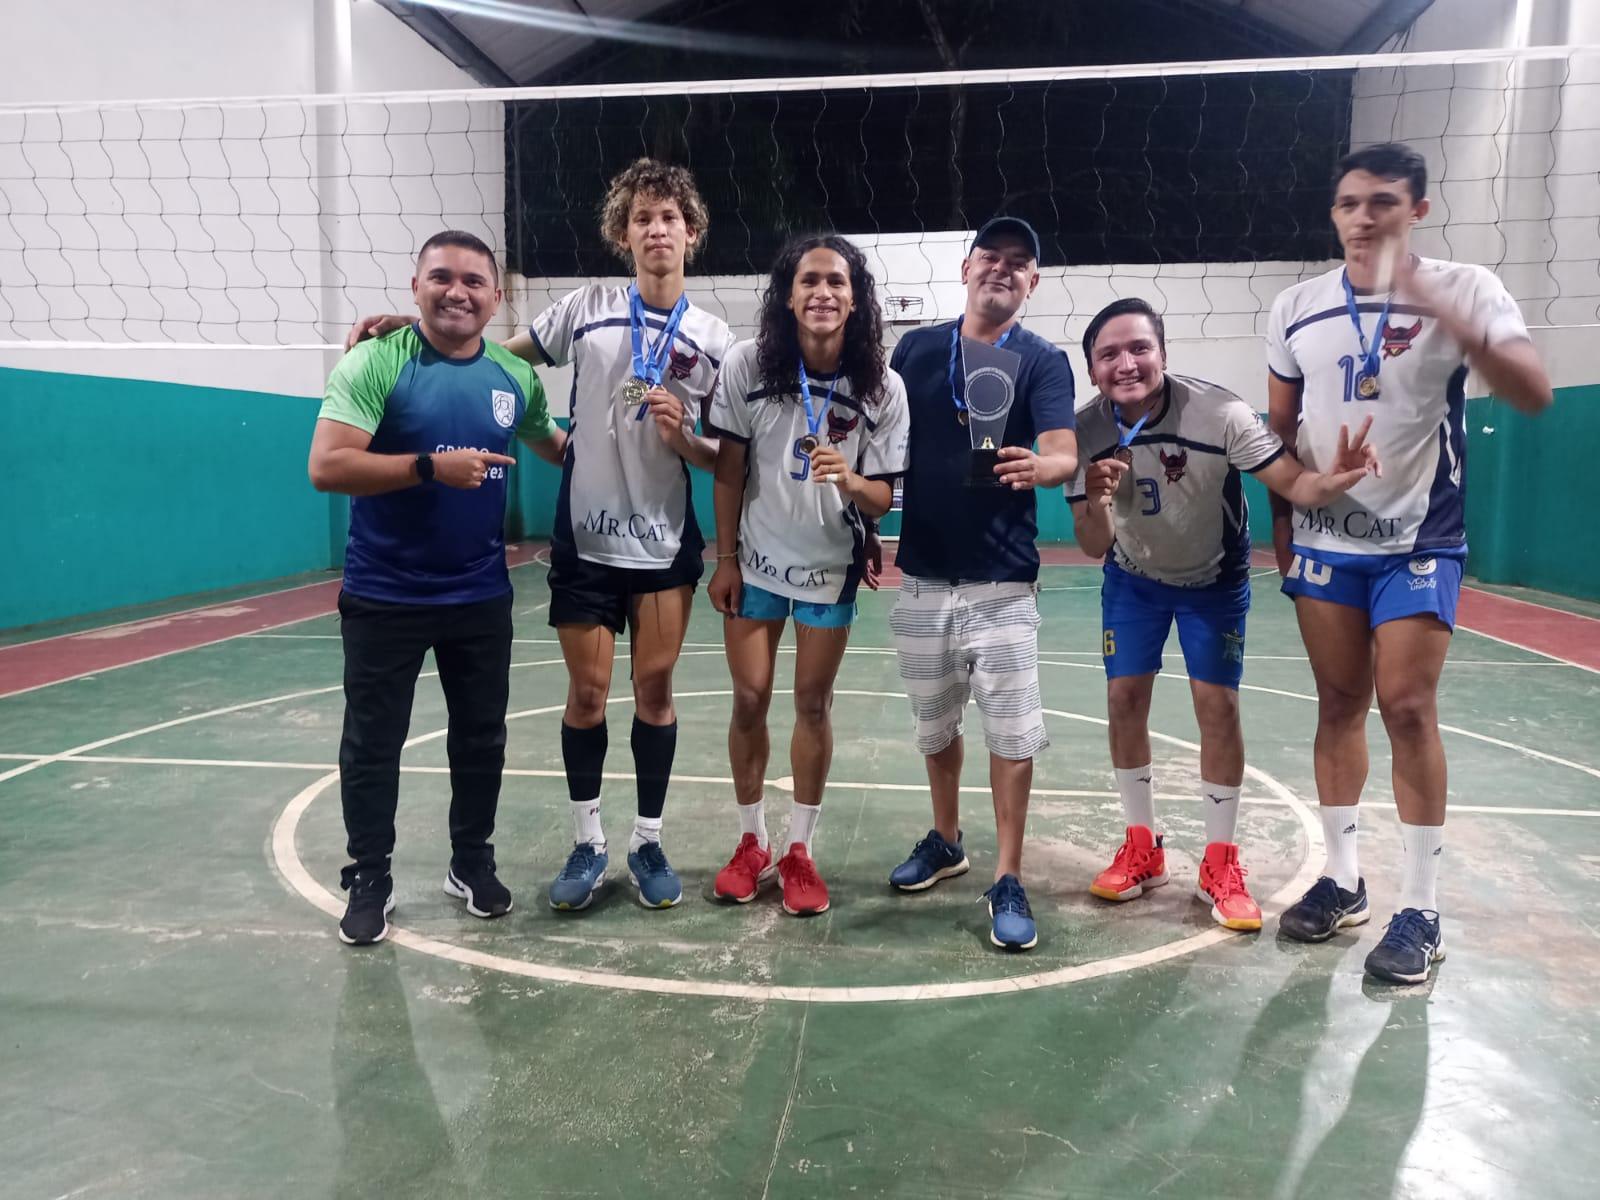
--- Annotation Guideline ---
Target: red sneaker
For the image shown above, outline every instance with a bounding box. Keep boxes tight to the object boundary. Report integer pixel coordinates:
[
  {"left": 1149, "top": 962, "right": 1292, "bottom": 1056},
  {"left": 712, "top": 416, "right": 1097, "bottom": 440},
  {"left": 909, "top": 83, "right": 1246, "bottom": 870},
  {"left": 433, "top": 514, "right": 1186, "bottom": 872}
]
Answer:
[
  {"left": 713, "top": 833, "right": 775, "bottom": 903},
  {"left": 1197, "top": 841, "right": 1261, "bottom": 931},
  {"left": 777, "top": 843, "right": 830, "bottom": 916},
  {"left": 1090, "top": 825, "right": 1169, "bottom": 901}
]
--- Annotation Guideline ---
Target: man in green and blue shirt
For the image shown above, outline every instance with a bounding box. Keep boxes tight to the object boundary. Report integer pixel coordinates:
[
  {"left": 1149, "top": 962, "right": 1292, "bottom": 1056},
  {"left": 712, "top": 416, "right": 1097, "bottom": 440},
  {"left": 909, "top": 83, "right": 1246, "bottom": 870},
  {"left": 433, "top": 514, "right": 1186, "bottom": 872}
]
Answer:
[{"left": 309, "top": 230, "right": 564, "bottom": 945}]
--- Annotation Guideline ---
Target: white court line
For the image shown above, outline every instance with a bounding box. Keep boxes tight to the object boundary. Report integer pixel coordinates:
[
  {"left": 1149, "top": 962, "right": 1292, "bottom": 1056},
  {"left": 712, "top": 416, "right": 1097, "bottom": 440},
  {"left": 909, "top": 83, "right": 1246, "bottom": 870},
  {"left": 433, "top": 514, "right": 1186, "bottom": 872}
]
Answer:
[
  {"left": 1039, "top": 659, "right": 1600, "bottom": 783},
  {"left": 270, "top": 693, "right": 1324, "bottom": 1004},
  {"left": 1454, "top": 622, "right": 1600, "bottom": 677},
  {"left": 0, "top": 557, "right": 550, "bottom": 701},
  {"left": 235, "top": 633, "right": 1567, "bottom": 669},
  {"left": 9, "top": 748, "right": 1595, "bottom": 820}
]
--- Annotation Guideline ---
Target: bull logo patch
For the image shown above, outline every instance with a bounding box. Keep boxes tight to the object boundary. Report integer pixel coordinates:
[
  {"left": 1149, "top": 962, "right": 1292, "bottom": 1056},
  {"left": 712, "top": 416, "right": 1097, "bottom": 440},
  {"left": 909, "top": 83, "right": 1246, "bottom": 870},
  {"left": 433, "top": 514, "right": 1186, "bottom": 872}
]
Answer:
[
  {"left": 668, "top": 347, "right": 699, "bottom": 380},
  {"left": 826, "top": 408, "right": 861, "bottom": 445},
  {"left": 1382, "top": 318, "right": 1423, "bottom": 359}
]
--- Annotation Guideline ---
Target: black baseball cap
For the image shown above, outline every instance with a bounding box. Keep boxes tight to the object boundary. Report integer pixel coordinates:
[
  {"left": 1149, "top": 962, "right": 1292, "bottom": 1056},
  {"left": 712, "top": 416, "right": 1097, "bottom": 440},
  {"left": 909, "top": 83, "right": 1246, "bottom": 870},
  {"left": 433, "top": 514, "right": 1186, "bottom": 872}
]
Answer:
[{"left": 971, "top": 216, "right": 1041, "bottom": 262}]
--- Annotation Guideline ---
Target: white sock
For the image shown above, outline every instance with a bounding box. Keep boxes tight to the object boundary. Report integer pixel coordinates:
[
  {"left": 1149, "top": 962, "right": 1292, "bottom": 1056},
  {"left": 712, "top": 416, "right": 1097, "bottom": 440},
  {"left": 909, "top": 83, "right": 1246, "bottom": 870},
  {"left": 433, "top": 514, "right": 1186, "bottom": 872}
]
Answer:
[
  {"left": 738, "top": 799, "right": 769, "bottom": 849},
  {"left": 629, "top": 815, "right": 663, "bottom": 854},
  {"left": 570, "top": 798, "right": 605, "bottom": 849},
  {"left": 785, "top": 802, "right": 821, "bottom": 854},
  {"left": 1201, "top": 781, "right": 1241, "bottom": 846},
  {"left": 1319, "top": 805, "right": 1360, "bottom": 892},
  {"left": 1114, "top": 765, "right": 1156, "bottom": 831},
  {"left": 1397, "top": 822, "right": 1444, "bottom": 912}
]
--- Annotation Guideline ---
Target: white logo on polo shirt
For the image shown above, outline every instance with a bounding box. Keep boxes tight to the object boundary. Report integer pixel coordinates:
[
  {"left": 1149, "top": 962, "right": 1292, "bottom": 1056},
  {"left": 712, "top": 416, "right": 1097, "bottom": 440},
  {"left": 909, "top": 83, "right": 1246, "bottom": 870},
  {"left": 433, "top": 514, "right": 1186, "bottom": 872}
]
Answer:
[{"left": 491, "top": 390, "right": 516, "bottom": 428}]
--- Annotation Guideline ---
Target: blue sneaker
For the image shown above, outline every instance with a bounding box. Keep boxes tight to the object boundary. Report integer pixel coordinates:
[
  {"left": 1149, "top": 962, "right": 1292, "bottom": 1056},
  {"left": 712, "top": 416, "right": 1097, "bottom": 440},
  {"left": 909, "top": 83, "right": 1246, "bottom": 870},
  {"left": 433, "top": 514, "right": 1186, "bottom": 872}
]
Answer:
[
  {"left": 983, "top": 874, "right": 1037, "bottom": 951},
  {"left": 889, "top": 829, "right": 971, "bottom": 891},
  {"left": 1279, "top": 875, "right": 1370, "bottom": 943},
  {"left": 549, "top": 843, "right": 608, "bottom": 911},
  {"left": 628, "top": 841, "right": 683, "bottom": 909},
  {"left": 1364, "top": 908, "right": 1445, "bottom": 984}
]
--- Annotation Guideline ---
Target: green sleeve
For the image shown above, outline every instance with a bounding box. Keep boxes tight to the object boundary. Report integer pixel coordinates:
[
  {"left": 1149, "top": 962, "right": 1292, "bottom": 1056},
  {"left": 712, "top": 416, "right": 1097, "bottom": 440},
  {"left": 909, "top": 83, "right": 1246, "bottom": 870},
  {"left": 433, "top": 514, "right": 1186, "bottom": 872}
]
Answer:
[
  {"left": 319, "top": 328, "right": 416, "bottom": 434},
  {"left": 489, "top": 342, "right": 556, "bottom": 442}
]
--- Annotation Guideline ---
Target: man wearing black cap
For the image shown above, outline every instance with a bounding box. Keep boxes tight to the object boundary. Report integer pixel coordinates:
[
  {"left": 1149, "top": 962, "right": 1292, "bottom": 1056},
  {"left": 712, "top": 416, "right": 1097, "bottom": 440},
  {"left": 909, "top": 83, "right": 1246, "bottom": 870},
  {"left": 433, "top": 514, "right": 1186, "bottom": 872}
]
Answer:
[{"left": 884, "top": 216, "right": 1079, "bottom": 951}]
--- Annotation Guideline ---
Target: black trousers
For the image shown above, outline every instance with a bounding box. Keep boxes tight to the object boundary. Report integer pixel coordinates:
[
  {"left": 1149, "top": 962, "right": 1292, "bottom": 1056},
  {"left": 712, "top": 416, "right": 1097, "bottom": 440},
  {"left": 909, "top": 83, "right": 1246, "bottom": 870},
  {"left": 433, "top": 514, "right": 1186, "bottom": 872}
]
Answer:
[{"left": 337, "top": 589, "right": 513, "bottom": 887}]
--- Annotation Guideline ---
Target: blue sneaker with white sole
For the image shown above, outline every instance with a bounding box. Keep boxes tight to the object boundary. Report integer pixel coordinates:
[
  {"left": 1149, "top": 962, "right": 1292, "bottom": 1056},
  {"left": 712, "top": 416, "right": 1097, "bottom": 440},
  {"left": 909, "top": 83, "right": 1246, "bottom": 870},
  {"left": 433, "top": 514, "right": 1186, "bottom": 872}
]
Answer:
[
  {"left": 889, "top": 828, "right": 971, "bottom": 891},
  {"left": 549, "top": 843, "right": 608, "bottom": 911},
  {"left": 628, "top": 841, "right": 683, "bottom": 908},
  {"left": 1364, "top": 908, "right": 1445, "bottom": 984},
  {"left": 983, "top": 874, "right": 1037, "bottom": 951},
  {"left": 1279, "top": 875, "right": 1369, "bottom": 943}
]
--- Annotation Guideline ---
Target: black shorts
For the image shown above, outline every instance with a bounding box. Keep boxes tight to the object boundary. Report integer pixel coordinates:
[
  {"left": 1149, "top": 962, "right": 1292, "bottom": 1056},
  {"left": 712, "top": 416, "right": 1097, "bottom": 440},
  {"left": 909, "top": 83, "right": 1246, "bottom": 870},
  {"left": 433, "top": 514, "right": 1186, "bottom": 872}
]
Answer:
[{"left": 546, "top": 542, "right": 705, "bottom": 634}]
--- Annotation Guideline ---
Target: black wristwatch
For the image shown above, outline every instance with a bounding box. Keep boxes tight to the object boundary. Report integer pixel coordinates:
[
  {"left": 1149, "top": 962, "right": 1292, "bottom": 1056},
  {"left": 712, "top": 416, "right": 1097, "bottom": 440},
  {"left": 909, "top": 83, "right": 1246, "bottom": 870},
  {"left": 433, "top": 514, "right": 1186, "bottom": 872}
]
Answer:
[{"left": 414, "top": 452, "right": 435, "bottom": 483}]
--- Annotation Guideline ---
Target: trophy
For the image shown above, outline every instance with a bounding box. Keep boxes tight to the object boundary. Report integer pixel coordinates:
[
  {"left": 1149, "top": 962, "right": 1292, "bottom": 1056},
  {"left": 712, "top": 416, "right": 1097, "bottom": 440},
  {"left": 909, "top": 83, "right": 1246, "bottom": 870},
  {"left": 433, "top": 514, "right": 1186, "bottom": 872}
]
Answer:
[{"left": 959, "top": 335, "right": 1022, "bottom": 488}]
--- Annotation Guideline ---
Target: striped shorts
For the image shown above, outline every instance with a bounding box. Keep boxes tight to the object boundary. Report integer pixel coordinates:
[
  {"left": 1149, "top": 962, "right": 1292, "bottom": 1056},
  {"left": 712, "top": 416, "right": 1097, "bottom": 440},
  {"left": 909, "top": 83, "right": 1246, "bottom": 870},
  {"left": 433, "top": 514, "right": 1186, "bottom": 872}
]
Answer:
[{"left": 889, "top": 576, "right": 1048, "bottom": 761}]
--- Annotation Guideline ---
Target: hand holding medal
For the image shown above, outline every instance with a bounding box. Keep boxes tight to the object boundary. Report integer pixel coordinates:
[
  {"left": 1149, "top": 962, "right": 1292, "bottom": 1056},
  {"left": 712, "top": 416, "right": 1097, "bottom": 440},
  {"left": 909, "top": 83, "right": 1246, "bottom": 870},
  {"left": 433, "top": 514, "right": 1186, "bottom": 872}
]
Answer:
[
  {"left": 808, "top": 442, "right": 850, "bottom": 488},
  {"left": 624, "top": 283, "right": 689, "bottom": 414},
  {"left": 644, "top": 385, "right": 687, "bottom": 445},
  {"left": 1084, "top": 456, "right": 1130, "bottom": 505}
]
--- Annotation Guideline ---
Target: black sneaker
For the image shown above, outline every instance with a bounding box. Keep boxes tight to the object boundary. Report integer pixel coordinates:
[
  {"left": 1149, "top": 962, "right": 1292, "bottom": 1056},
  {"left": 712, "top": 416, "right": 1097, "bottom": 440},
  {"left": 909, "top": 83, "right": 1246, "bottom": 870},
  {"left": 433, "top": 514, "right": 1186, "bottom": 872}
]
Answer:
[
  {"left": 1364, "top": 908, "right": 1445, "bottom": 984},
  {"left": 443, "top": 857, "right": 513, "bottom": 918},
  {"left": 339, "top": 872, "right": 395, "bottom": 945},
  {"left": 1278, "top": 875, "right": 1370, "bottom": 942}
]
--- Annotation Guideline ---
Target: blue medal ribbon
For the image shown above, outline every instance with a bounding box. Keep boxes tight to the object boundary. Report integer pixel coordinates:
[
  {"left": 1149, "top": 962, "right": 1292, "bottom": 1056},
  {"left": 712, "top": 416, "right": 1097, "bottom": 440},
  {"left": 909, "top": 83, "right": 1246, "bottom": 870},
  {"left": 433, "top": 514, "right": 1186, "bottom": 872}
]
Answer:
[
  {"left": 1116, "top": 410, "right": 1150, "bottom": 456},
  {"left": 628, "top": 284, "right": 690, "bottom": 387},
  {"left": 797, "top": 358, "right": 839, "bottom": 445},
  {"left": 948, "top": 317, "right": 1016, "bottom": 416},
  {"left": 1340, "top": 269, "right": 1394, "bottom": 397}
]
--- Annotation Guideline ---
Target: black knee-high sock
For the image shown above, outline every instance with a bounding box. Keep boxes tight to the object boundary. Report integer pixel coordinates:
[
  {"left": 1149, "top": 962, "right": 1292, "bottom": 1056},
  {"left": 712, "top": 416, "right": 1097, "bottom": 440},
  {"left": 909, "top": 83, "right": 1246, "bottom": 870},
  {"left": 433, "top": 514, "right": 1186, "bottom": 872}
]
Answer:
[
  {"left": 561, "top": 720, "right": 608, "bottom": 802},
  {"left": 631, "top": 715, "right": 677, "bottom": 820}
]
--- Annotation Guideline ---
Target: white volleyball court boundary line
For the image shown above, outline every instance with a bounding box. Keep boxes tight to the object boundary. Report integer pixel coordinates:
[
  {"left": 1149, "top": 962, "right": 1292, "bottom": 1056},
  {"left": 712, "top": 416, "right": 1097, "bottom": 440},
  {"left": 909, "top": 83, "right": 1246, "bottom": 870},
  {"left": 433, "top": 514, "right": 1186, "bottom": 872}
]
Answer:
[{"left": 270, "top": 689, "right": 1322, "bottom": 1004}]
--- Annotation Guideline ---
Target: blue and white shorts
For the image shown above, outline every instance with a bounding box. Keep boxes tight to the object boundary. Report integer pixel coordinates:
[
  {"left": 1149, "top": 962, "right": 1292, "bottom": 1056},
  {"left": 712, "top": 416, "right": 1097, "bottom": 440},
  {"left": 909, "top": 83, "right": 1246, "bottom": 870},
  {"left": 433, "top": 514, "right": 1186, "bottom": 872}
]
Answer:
[{"left": 1280, "top": 545, "right": 1463, "bottom": 629}]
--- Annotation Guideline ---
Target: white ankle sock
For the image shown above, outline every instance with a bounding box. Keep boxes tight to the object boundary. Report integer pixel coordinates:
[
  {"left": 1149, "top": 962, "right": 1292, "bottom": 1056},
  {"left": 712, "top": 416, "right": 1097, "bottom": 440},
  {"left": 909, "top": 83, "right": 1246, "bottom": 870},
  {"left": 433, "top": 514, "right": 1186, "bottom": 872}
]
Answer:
[
  {"left": 629, "top": 815, "right": 663, "bottom": 854},
  {"left": 1201, "top": 780, "right": 1241, "bottom": 846},
  {"left": 738, "top": 799, "right": 768, "bottom": 849},
  {"left": 1319, "top": 805, "right": 1360, "bottom": 892},
  {"left": 1114, "top": 764, "right": 1156, "bottom": 831},
  {"left": 1397, "top": 822, "right": 1443, "bottom": 912},
  {"left": 785, "top": 802, "right": 821, "bottom": 854},
  {"left": 570, "top": 798, "right": 604, "bottom": 849}
]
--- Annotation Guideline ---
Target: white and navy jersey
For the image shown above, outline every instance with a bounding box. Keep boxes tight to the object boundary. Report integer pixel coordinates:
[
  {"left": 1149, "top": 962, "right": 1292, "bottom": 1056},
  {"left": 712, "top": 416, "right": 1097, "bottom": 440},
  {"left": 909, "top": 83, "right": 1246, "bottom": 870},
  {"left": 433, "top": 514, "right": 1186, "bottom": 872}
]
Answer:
[
  {"left": 1068, "top": 375, "right": 1284, "bottom": 588},
  {"left": 530, "top": 284, "right": 732, "bottom": 568},
  {"left": 1266, "top": 257, "right": 1528, "bottom": 559},
  {"left": 707, "top": 339, "right": 911, "bottom": 604}
]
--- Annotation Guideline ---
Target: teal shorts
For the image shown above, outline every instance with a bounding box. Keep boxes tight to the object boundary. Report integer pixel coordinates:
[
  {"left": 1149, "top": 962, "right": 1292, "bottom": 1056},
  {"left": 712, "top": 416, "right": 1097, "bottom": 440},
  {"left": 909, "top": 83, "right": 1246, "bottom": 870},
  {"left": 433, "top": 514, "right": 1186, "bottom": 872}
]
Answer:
[{"left": 737, "top": 581, "right": 856, "bottom": 629}]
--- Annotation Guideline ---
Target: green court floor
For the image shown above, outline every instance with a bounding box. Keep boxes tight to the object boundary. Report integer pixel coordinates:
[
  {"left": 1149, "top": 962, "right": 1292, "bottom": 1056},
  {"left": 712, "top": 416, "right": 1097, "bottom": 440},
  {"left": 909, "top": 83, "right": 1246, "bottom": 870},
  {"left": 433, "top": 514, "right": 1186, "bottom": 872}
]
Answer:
[{"left": 1, "top": 561, "right": 1596, "bottom": 1199}]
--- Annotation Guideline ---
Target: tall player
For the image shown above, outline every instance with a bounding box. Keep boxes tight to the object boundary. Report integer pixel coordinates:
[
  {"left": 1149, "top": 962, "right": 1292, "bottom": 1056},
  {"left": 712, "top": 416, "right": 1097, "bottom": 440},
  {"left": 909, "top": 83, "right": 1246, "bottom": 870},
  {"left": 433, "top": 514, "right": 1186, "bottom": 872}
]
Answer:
[
  {"left": 348, "top": 160, "right": 733, "bottom": 913},
  {"left": 1069, "top": 298, "right": 1377, "bottom": 932},
  {"left": 1266, "top": 143, "right": 1552, "bottom": 982},
  {"left": 885, "top": 217, "right": 1078, "bottom": 952},
  {"left": 705, "top": 235, "right": 909, "bottom": 916}
]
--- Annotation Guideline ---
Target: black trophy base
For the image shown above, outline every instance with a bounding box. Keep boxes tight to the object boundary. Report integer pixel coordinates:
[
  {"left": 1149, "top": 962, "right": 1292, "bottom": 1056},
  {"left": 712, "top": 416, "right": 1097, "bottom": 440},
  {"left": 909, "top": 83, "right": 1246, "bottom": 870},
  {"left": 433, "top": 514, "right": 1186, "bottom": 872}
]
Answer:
[{"left": 966, "top": 447, "right": 1004, "bottom": 488}]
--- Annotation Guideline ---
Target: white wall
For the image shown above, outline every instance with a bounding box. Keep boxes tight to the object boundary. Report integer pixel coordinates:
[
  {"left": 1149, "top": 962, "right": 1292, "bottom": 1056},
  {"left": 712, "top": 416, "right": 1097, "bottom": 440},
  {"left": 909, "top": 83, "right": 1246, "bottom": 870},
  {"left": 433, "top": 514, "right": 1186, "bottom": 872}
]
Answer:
[{"left": 0, "top": 0, "right": 496, "bottom": 396}]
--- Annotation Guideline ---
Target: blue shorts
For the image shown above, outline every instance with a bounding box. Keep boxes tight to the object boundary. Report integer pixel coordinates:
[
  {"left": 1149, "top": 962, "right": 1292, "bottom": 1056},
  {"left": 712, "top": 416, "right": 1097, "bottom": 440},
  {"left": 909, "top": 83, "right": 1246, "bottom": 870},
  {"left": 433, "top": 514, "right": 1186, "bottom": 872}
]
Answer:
[
  {"left": 1101, "top": 563, "right": 1250, "bottom": 689},
  {"left": 737, "top": 581, "right": 855, "bottom": 629},
  {"left": 1280, "top": 546, "right": 1463, "bottom": 629}
]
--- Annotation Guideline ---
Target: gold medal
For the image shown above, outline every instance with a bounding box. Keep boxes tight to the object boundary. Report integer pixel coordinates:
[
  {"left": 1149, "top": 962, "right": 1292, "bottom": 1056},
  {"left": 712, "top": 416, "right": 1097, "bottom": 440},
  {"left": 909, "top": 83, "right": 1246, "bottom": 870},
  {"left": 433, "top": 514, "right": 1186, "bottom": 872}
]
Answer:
[
  {"left": 621, "top": 377, "right": 649, "bottom": 405},
  {"left": 1356, "top": 372, "right": 1380, "bottom": 400}
]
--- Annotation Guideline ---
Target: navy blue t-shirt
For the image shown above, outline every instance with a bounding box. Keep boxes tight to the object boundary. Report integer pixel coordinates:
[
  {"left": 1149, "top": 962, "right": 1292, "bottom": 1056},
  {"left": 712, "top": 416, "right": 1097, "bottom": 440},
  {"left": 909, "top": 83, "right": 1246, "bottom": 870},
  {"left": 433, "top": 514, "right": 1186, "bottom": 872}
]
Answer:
[
  {"left": 892, "top": 320, "right": 1076, "bottom": 582},
  {"left": 319, "top": 325, "right": 554, "bottom": 605}
]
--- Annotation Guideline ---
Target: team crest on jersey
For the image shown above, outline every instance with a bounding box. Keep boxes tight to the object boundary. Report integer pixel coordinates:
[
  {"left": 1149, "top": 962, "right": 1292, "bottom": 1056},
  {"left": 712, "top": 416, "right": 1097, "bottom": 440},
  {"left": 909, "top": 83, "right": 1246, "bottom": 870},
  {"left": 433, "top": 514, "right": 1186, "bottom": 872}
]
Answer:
[
  {"left": 1409, "top": 556, "right": 1437, "bottom": 576},
  {"left": 1158, "top": 448, "right": 1188, "bottom": 483},
  {"left": 668, "top": 347, "right": 699, "bottom": 380},
  {"left": 826, "top": 408, "right": 860, "bottom": 444},
  {"left": 1382, "top": 318, "right": 1424, "bottom": 358},
  {"left": 490, "top": 389, "right": 516, "bottom": 428}
]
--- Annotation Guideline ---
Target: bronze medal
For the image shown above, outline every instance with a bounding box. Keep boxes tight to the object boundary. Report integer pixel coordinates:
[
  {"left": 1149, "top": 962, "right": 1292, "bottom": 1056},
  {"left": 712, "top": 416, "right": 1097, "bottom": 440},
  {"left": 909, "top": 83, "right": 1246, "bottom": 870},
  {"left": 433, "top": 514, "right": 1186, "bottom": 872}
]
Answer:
[
  {"left": 799, "top": 434, "right": 819, "bottom": 454},
  {"left": 1114, "top": 445, "right": 1134, "bottom": 466},
  {"left": 956, "top": 409, "right": 969, "bottom": 426}
]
